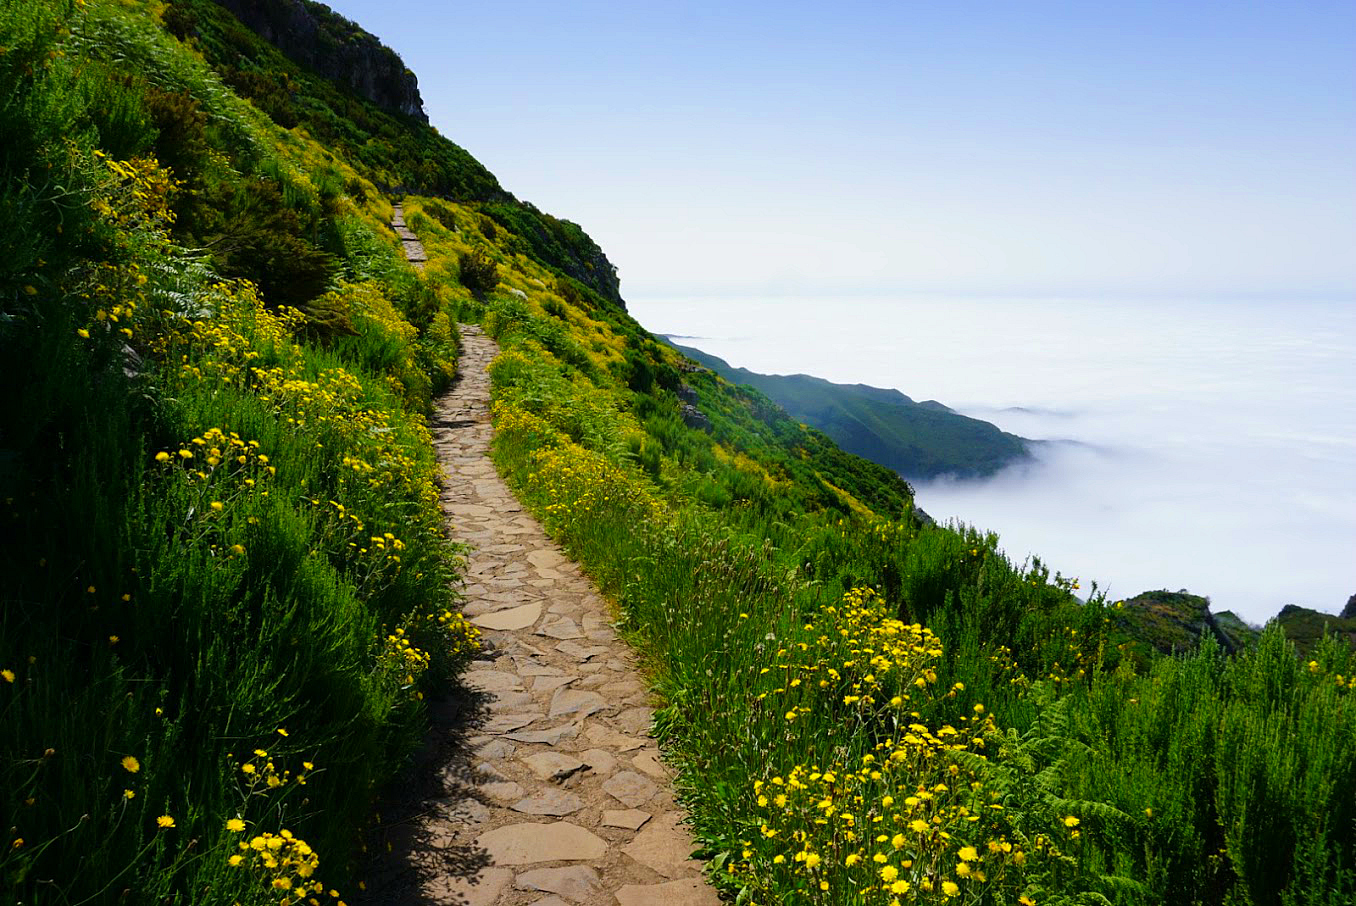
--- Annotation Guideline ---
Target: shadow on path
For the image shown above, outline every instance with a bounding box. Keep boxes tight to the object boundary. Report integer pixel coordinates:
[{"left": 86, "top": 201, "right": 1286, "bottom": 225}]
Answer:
[{"left": 358, "top": 681, "right": 495, "bottom": 905}]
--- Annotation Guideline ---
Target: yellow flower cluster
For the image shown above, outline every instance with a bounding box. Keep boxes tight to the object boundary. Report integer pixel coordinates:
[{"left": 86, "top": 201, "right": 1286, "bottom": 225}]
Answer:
[
  {"left": 747, "top": 745, "right": 1025, "bottom": 903},
  {"left": 522, "top": 440, "right": 665, "bottom": 533},
  {"left": 738, "top": 589, "right": 1038, "bottom": 904},
  {"left": 155, "top": 427, "right": 273, "bottom": 483},
  {"left": 90, "top": 153, "right": 179, "bottom": 236},
  {"left": 759, "top": 588, "right": 944, "bottom": 722},
  {"left": 491, "top": 398, "right": 559, "bottom": 447},
  {"left": 157, "top": 282, "right": 443, "bottom": 581},
  {"left": 151, "top": 425, "right": 273, "bottom": 557},
  {"left": 1307, "top": 660, "right": 1353, "bottom": 690},
  {"left": 376, "top": 628, "right": 431, "bottom": 699},
  {"left": 1040, "top": 625, "right": 1097, "bottom": 686},
  {"left": 228, "top": 823, "right": 344, "bottom": 906},
  {"left": 345, "top": 281, "right": 418, "bottom": 344},
  {"left": 71, "top": 260, "right": 151, "bottom": 343},
  {"left": 234, "top": 748, "right": 313, "bottom": 792},
  {"left": 251, "top": 359, "right": 438, "bottom": 513},
  {"left": 158, "top": 282, "right": 303, "bottom": 388},
  {"left": 420, "top": 607, "right": 482, "bottom": 664}
]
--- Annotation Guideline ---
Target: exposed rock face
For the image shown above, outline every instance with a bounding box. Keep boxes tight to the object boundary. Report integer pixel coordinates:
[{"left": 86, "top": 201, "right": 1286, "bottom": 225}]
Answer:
[
  {"left": 680, "top": 403, "right": 711, "bottom": 432},
  {"left": 1343, "top": 594, "right": 1356, "bottom": 620},
  {"left": 210, "top": 0, "right": 428, "bottom": 122}
]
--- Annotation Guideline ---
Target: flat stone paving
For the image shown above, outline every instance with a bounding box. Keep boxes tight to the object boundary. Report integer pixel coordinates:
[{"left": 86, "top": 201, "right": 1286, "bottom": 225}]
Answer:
[
  {"left": 372, "top": 323, "right": 720, "bottom": 905},
  {"left": 392, "top": 203, "right": 428, "bottom": 267}
]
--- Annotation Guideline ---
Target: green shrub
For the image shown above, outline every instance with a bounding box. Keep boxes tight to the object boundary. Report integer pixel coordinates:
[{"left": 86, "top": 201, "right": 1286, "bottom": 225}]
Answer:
[{"left": 458, "top": 246, "right": 499, "bottom": 294}]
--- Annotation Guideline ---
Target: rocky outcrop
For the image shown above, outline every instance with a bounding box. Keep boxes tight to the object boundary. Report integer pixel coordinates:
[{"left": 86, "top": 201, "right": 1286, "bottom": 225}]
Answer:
[
  {"left": 1343, "top": 594, "right": 1356, "bottom": 620},
  {"left": 209, "top": 0, "right": 427, "bottom": 122},
  {"left": 680, "top": 403, "right": 711, "bottom": 432}
]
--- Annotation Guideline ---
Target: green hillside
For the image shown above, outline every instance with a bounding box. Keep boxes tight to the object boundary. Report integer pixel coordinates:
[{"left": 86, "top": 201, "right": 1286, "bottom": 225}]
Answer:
[
  {"left": 1274, "top": 604, "right": 1356, "bottom": 657},
  {"left": 671, "top": 340, "right": 1032, "bottom": 479},
  {"left": 3, "top": 2, "right": 1354, "bottom": 905}
]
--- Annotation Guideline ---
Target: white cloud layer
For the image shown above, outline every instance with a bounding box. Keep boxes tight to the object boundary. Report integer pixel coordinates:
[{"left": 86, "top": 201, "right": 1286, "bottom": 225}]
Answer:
[{"left": 631, "top": 295, "right": 1356, "bottom": 624}]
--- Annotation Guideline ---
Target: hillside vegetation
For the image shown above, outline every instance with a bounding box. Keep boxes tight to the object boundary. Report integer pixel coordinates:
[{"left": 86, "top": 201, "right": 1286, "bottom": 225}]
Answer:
[
  {"left": 3, "top": 2, "right": 1353, "bottom": 905},
  {"left": 671, "top": 340, "right": 1032, "bottom": 480},
  {"left": 1, "top": 1, "right": 480, "bottom": 900}
]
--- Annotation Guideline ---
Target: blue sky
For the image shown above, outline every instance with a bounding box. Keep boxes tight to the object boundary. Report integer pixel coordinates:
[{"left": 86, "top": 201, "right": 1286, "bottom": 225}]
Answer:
[{"left": 323, "top": 0, "right": 1355, "bottom": 298}]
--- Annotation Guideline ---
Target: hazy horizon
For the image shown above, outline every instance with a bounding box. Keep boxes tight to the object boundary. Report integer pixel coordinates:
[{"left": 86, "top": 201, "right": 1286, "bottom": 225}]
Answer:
[
  {"left": 323, "top": 0, "right": 1355, "bottom": 299},
  {"left": 632, "top": 294, "right": 1356, "bottom": 625}
]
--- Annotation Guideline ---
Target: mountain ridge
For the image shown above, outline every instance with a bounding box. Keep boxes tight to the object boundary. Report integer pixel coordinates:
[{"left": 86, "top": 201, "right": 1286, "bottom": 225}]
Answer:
[{"left": 668, "top": 338, "right": 1033, "bottom": 480}]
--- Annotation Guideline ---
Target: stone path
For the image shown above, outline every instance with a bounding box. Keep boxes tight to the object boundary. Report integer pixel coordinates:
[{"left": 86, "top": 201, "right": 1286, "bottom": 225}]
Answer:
[
  {"left": 393, "top": 202, "right": 428, "bottom": 269},
  {"left": 366, "top": 229, "right": 720, "bottom": 904}
]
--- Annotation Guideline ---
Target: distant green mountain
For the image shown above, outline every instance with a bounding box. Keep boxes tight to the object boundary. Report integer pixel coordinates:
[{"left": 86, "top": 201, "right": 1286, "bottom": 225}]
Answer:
[
  {"left": 1274, "top": 604, "right": 1356, "bottom": 656},
  {"left": 1109, "top": 590, "right": 1356, "bottom": 663},
  {"left": 1110, "top": 589, "right": 1261, "bottom": 664},
  {"left": 667, "top": 340, "right": 1032, "bottom": 480}
]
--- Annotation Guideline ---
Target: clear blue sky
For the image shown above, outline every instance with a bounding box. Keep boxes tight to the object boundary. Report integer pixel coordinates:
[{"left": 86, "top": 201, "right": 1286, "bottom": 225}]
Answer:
[{"left": 323, "top": 0, "right": 1355, "bottom": 298}]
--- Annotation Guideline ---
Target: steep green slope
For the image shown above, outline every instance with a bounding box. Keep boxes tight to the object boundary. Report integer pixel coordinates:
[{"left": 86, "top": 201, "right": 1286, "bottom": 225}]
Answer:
[
  {"left": 1274, "top": 604, "right": 1356, "bottom": 656},
  {"left": 397, "top": 196, "right": 920, "bottom": 525},
  {"left": 1, "top": 2, "right": 478, "bottom": 901},
  {"left": 672, "top": 340, "right": 1032, "bottom": 479},
  {"left": 166, "top": 0, "right": 624, "bottom": 304}
]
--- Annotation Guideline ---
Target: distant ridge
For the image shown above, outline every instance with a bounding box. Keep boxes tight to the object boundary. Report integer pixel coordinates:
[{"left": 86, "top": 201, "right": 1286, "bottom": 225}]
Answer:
[{"left": 667, "top": 339, "right": 1032, "bottom": 480}]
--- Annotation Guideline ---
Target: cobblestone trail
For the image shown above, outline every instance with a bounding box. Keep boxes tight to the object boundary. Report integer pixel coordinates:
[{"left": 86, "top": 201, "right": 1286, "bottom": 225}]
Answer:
[
  {"left": 392, "top": 203, "right": 428, "bottom": 269},
  {"left": 371, "top": 215, "right": 721, "bottom": 905}
]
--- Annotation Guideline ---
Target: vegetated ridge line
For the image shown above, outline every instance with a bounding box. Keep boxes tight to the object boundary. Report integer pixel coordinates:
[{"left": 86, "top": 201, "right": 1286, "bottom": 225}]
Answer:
[{"left": 375, "top": 212, "right": 719, "bottom": 905}]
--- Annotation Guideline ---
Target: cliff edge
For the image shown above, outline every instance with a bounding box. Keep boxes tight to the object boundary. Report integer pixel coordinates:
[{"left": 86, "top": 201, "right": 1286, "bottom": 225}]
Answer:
[{"left": 208, "top": 0, "right": 428, "bottom": 122}]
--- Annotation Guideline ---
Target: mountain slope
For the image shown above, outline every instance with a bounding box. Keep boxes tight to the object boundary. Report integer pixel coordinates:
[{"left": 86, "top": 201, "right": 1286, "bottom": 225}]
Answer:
[
  {"left": 670, "top": 340, "right": 1032, "bottom": 479},
  {"left": 167, "top": 0, "right": 623, "bottom": 304}
]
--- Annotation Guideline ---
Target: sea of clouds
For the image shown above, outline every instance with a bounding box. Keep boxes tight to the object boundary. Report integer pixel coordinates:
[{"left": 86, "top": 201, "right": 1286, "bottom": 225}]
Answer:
[{"left": 631, "top": 294, "right": 1356, "bottom": 624}]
